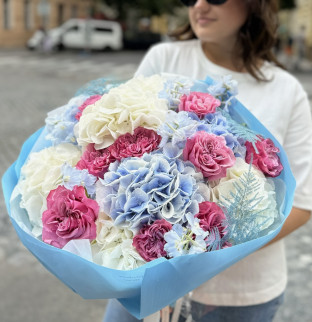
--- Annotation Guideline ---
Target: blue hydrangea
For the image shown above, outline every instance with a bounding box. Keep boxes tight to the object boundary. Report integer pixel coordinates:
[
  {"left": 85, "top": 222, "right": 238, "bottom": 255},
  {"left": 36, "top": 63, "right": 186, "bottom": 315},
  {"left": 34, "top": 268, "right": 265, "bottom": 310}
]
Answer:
[
  {"left": 97, "top": 153, "right": 204, "bottom": 232},
  {"left": 60, "top": 163, "right": 97, "bottom": 196},
  {"left": 157, "top": 111, "right": 199, "bottom": 149},
  {"left": 45, "top": 95, "right": 88, "bottom": 145},
  {"left": 155, "top": 142, "right": 183, "bottom": 161}
]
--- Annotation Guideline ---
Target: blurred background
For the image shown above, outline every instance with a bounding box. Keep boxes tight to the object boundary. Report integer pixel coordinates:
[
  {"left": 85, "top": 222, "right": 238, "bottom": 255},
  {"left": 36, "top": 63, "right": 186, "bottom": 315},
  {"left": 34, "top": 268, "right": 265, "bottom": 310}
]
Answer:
[{"left": 0, "top": 0, "right": 311, "bottom": 321}]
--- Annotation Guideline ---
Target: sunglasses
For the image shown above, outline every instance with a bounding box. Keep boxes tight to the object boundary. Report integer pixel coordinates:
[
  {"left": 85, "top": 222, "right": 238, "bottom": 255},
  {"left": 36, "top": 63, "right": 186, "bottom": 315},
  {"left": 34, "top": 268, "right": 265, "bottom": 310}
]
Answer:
[{"left": 180, "top": 0, "right": 228, "bottom": 6}]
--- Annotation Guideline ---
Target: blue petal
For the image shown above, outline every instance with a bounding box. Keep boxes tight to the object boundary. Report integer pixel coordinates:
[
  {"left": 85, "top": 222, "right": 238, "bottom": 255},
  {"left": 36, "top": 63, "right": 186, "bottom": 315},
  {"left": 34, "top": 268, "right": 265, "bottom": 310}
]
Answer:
[{"left": 123, "top": 188, "right": 149, "bottom": 213}]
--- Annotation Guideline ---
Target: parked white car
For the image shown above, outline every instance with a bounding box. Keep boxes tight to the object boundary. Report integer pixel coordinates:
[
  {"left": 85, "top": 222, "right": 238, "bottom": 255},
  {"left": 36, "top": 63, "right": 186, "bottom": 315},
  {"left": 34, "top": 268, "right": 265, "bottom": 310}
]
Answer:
[{"left": 27, "top": 19, "right": 123, "bottom": 51}]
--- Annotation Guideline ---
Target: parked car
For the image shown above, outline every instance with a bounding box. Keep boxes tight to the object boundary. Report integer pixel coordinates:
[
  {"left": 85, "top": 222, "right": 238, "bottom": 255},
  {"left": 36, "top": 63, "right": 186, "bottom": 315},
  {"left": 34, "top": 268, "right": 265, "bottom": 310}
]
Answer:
[{"left": 27, "top": 19, "right": 123, "bottom": 51}]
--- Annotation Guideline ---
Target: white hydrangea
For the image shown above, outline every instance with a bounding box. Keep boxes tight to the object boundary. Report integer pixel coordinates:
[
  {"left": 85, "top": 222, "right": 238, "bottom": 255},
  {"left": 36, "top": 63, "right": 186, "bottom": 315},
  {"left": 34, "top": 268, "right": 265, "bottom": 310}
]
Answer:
[
  {"left": 18, "top": 143, "right": 81, "bottom": 236},
  {"left": 92, "top": 216, "right": 146, "bottom": 270},
  {"left": 76, "top": 75, "right": 168, "bottom": 149}
]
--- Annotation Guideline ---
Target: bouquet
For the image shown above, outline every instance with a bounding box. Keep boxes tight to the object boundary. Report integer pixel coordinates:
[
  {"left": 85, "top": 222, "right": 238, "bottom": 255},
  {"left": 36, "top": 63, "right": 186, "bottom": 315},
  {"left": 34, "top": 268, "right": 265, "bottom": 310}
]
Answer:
[{"left": 2, "top": 74, "right": 295, "bottom": 319}]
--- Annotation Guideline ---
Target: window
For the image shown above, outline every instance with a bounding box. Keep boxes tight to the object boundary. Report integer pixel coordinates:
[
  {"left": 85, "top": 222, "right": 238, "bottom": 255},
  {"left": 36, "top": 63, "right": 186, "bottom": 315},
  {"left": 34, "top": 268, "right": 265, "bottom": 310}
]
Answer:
[
  {"left": 58, "top": 4, "right": 64, "bottom": 26},
  {"left": 66, "top": 25, "right": 79, "bottom": 32},
  {"left": 95, "top": 27, "right": 113, "bottom": 33},
  {"left": 3, "top": 0, "right": 10, "bottom": 29},
  {"left": 24, "top": 0, "right": 32, "bottom": 30}
]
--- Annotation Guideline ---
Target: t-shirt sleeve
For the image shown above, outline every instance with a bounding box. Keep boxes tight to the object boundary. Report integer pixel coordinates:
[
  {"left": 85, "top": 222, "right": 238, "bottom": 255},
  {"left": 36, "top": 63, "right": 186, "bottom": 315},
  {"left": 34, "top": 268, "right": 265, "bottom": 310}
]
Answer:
[{"left": 283, "top": 82, "right": 312, "bottom": 211}]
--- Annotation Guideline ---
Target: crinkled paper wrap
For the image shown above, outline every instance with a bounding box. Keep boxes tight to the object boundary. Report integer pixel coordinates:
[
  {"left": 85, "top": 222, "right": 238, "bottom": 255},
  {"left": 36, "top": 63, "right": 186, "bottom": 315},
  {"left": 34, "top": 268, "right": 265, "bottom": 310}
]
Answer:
[{"left": 1, "top": 76, "right": 295, "bottom": 319}]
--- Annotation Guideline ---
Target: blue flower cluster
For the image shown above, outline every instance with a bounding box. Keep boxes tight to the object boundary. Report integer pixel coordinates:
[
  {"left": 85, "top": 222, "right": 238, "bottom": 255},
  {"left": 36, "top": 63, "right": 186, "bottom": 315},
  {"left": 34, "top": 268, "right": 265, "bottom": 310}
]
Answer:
[
  {"left": 45, "top": 95, "right": 88, "bottom": 145},
  {"left": 206, "top": 75, "right": 238, "bottom": 110},
  {"left": 60, "top": 163, "right": 97, "bottom": 196},
  {"left": 98, "top": 153, "right": 204, "bottom": 232},
  {"left": 164, "top": 213, "right": 208, "bottom": 257}
]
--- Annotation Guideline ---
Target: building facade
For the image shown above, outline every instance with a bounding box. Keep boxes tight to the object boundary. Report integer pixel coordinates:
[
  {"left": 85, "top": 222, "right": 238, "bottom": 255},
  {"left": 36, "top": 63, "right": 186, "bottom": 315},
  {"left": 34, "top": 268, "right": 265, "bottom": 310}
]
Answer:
[
  {"left": 292, "top": 0, "right": 312, "bottom": 50},
  {"left": 279, "top": 0, "right": 312, "bottom": 57},
  {"left": 0, "top": 0, "right": 92, "bottom": 48}
]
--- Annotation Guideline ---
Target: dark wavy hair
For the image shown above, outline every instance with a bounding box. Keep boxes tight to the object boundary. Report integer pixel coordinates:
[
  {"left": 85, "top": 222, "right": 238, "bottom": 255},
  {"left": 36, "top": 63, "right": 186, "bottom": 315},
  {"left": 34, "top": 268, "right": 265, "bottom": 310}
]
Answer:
[{"left": 170, "top": 0, "right": 285, "bottom": 81}]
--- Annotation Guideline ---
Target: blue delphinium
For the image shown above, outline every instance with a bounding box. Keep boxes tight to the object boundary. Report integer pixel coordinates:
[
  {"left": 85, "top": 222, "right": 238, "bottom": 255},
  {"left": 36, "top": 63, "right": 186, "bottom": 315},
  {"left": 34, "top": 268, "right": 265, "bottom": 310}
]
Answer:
[
  {"left": 45, "top": 95, "right": 88, "bottom": 145},
  {"left": 220, "top": 109, "right": 259, "bottom": 151},
  {"left": 159, "top": 77, "right": 193, "bottom": 110},
  {"left": 157, "top": 110, "right": 199, "bottom": 149},
  {"left": 60, "top": 163, "right": 97, "bottom": 196},
  {"left": 164, "top": 213, "right": 208, "bottom": 258},
  {"left": 206, "top": 75, "right": 238, "bottom": 111},
  {"left": 97, "top": 153, "right": 204, "bottom": 232}
]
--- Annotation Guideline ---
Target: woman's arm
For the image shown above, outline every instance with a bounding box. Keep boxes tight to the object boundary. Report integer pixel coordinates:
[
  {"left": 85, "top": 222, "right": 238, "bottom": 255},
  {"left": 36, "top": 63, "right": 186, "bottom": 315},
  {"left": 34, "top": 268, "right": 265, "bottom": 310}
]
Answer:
[
  {"left": 264, "top": 207, "right": 311, "bottom": 247},
  {"left": 265, "top": 79, "right": 312, "bottom": 247}
]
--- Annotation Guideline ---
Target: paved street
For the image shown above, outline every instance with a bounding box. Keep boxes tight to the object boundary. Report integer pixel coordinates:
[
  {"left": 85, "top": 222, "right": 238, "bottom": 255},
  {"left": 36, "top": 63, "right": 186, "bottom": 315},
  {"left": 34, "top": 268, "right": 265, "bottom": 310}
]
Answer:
[{"left": 0, "top": 48, "right": 311, "bottom": 322}]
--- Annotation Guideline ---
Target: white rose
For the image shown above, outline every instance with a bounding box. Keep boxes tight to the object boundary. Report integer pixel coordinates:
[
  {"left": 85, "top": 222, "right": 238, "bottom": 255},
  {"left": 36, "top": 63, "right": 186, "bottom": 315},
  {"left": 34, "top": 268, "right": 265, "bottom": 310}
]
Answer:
[
  {"left": 76, "top": 75, "right": 168, "bottom": 149},
  {"left": 211, "top": 157, "right": 278, "bottom": 231},
  {"left": 18, "top": 143, "right": 81, "bottom": 236}
]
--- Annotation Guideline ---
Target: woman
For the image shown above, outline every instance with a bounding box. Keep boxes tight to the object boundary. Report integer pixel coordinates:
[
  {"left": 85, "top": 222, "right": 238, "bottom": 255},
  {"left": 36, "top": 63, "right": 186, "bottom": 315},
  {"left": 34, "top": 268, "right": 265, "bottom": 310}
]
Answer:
[{"left": 104, "top": 0, "right": 312, "bottom": 321}]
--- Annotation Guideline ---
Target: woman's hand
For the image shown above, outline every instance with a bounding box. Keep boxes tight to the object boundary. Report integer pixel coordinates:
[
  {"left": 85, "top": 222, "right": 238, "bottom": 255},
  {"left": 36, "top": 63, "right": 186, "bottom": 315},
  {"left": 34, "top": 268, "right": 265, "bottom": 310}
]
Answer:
[{"left": 264, "top": 206, "right": 311, "bottom": 247}]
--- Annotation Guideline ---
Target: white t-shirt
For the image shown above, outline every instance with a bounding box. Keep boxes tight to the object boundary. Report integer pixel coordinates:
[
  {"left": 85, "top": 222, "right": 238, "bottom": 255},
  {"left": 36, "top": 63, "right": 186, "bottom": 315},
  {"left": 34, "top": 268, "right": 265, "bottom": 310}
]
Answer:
[{"left": 135, "top": 39, "right": 312, "bottom": 306}]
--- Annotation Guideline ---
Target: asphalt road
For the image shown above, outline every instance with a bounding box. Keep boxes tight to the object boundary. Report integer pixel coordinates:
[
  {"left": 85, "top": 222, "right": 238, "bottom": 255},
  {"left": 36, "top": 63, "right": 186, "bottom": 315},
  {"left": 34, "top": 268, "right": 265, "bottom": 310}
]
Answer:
[{"left": 0, "top": 48, "right": 311, "bottom": 322}]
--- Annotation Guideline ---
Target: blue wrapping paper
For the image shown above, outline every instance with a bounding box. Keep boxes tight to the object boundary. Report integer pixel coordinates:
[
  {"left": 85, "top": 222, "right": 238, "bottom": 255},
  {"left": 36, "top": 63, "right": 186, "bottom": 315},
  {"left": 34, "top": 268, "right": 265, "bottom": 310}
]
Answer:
[{"left": 1, "top": 76, "right": 296, "bottom": 319}]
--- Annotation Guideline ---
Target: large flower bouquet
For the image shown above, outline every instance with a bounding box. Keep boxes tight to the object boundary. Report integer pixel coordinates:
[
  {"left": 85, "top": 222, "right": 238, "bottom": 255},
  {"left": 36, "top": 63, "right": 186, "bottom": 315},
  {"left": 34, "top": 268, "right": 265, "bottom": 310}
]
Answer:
[{"left": 2, "top": 74, "right": 295, "bottom": 319}]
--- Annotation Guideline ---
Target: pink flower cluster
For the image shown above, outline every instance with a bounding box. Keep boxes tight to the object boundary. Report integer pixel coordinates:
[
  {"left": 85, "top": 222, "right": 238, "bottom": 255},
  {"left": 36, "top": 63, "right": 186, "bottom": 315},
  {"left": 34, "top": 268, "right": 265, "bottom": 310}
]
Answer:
[
  {"left": 183, "top": 131, "right": 235, "bottom": 181},
  {"left": 76, "top": 144, "right": 113, "bottom": 179},
  {"left": 133, "top": 219, "right": 172, "bottom": 262},
  {"left": 179, "top": 92, "right": 220, "bottom": 118},
  {"left": 245, "top": 137, "right": 283, "bottom": 177},
  {"left": 195, "top": 201, "right": 231, "bottom": 249},
  {"left": 76, "top": 127, "right": 161, "bottom": 179},
  {"left": 110, "top": 127, "right": 161, "bottom": 160},
  {"left": 42, "top": 185, "right": 99, "bottom": 248}
]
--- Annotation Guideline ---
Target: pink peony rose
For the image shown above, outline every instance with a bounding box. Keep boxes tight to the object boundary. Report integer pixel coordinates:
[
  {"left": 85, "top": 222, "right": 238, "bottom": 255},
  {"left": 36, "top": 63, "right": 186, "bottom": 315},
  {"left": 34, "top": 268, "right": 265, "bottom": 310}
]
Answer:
[
  {"left": 179, "top": 92, "right": 220, "bottom": 118},
  {"left": 109, "top": 127, "right": 161, "bottom": 160},
  {"left": 76, "top": 144, "right": 115, "bottom": 179},
  {"left": 132, "top": 219, "right": 172, "bottom": 262},
  {"left": 42, "top": 185, "right": 99, "bottom": 248},
  {"left": 195, "top": 202, "right": 231, "bottom": 249},
  {"left": 183, "top": 131, "right": 235, "bottom": 180},
  {"left": 245, "top": 137, "right": 283, "bottom": 177},
  {"left": 75, "top": 95, "right": 102, "bottom": 120}
]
